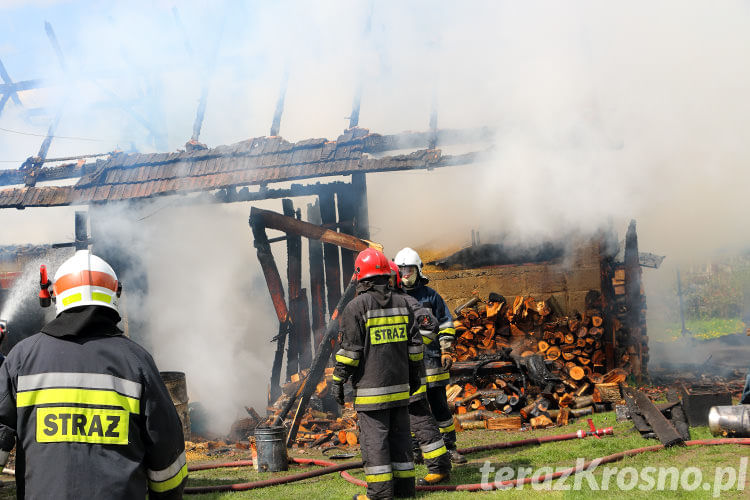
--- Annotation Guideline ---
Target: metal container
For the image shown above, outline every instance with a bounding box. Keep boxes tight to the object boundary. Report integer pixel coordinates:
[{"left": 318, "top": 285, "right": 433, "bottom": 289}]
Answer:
[
  {"left": 708, "top": 405, "right": 750, "bottom": 437},
  {"left": 160, "top": 371, "right": 190, "bottom": 438},
  {"left": 254, "top": 425, "right": 289, "bottom": 472}
]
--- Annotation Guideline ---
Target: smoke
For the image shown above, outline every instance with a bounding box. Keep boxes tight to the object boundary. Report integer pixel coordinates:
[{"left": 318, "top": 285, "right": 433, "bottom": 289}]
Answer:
[{"left": 2, "top": 1, "right": 750, "bottom": 424}]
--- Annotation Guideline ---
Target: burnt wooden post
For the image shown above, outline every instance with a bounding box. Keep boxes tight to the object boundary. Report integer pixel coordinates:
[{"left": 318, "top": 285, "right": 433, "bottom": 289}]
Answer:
[
  {"left": 598, "top": 225, "right": 619, "bottom": 371},
  {"left": 283, "top": 199, "right": 302, "bottom": 377},
  {"left": 624, "top": 219, "right": 645, "bottom": 380},
  {"left": 270, "top": 68, "right": 289, "bottom": 137},
  {"left": 319, "top": 191, "right": 342, "bottom": 315},
  {"left": 336, "top": 188, "right": 357, "bottom": 279},
  {"left": 292, "top": 290, "right": 312, "bottom": 370},
  {"left": 249, "top": 212, "right": 290, "bottom": 403},
  {"left": 306, "top": 200, "right": 327, "bottom": 350},
  {"left": 74, "top": 211, "right": 89, "bottom": 251}
]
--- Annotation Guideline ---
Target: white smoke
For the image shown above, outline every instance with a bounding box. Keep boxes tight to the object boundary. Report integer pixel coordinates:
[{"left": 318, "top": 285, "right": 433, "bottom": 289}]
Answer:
[{"left": 1, "top": 1, "right": 750, "bottom": 428}]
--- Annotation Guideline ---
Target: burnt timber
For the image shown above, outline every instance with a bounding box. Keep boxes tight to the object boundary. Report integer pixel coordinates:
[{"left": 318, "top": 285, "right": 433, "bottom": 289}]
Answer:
[{"left": 0, "top": 127, "right": 490, "bottom": 209}]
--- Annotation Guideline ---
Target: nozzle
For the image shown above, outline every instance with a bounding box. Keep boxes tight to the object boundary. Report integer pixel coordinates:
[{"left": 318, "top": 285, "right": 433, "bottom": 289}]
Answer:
[
  {"left": 0, "top": 320, "right": 7, "bottom": 342},
  {"left": 39, "top": 264, "right": 52, "bottom": 308}
]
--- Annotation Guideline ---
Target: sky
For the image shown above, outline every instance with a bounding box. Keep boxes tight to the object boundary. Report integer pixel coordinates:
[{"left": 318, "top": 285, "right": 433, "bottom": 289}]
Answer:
[{"left": 1, "top": 0, "right": 749, "bottom": 430}]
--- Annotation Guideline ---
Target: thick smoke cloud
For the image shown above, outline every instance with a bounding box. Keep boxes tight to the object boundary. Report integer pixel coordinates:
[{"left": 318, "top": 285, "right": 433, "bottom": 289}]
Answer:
[{"left": 2, "top": 1, "right": 750, "bottom": 428}]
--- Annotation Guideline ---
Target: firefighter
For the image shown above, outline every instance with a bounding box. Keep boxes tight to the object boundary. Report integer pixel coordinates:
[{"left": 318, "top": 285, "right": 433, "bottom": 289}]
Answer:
[
  {"left": 331, "top": 248, "right": 422, "bottom": 500},
  {"left": 0, "top": 250, "right": 186, "bottom": 499},
  {"left": 394, "top": 247, "right": 466, "bottom": 464},
  {"left": 388, "top": 261, "right": 451, "bottom": 485}
]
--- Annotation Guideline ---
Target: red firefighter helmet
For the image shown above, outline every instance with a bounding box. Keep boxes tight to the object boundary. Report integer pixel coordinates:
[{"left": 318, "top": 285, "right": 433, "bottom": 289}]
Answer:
[
  {"left": 354, "top": 248, "right": 391, "bottom": 281},
  {"left": 388, "top": 260, "right": 401, "bottom": 289}
]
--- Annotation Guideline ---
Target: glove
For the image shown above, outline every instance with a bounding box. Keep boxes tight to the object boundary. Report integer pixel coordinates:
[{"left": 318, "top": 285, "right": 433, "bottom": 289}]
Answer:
[
  {"left": 441, "top": 353, "right": 453, "bottom": 371},
  {"left": 332, "top": 381, "right": 345, "bottom": 407}
]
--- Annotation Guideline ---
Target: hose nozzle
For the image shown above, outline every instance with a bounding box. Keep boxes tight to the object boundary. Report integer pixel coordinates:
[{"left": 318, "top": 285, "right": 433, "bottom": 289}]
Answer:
[{"left": 39, "top": 264, "right": 52, "bottom": 307}]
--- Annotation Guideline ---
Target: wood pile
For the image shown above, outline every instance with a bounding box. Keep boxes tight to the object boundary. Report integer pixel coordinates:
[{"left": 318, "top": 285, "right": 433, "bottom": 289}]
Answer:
[
  {"left": 263, "top": 367, "right": 362, "bottom": 450},
  {"left": 449, "top": 292, "right": 628, "bottom": 430}
]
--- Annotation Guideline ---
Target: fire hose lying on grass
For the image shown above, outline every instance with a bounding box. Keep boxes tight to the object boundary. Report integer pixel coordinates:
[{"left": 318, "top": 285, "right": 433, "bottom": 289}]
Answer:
[{"left": 181, "top": 426, "right": 750, "bottom": 494}]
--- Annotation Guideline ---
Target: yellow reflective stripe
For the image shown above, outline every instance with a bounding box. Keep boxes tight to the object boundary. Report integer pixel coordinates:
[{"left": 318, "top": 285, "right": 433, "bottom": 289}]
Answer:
[
  {"left": 365, "top": 315, "right": 409, "bottom": 329},
  {"left": 366, "top": 472, "right": 393, "bottom": 483},
  {"left": 426, "top": 372, "right": 450, "bottom": 383},
  {"left": 439, "top": 327, "right": 456, "bottom": 336},
  {"left": 149, "top": 463, "right": 188, "bottom": 493},
  {"left": 423, "top": 445, "right": 448, "bottom": 460},
  {"left": 411, "top": 384, "right": 426, "bottom": 396},
  {"left": 393, "top": 470, "right": 415, "bottom": 478},
  {"left": 439, "top": 423, "right": 455, "bottom": 433},
  {"left": 91, "top": 291, "right": 112, "bottom": 304},
  {"left": 335, "top": 355, "right": 359, "bottom": 367},
  {"left": 17, "top": 388, "right": 140, "bottom": 414},
  {"left": 409, "top": 352, "right": 423, "bottom": 362},
  {"left": 62, "top": 293, "right": 82, "bottom": 307},
  {"left": 332, "top": 374, "right": 343, "bottom": 382},
  {"left": 354, "top": 391, "right": 410, "bottom": 405},
  {"left": 422, "top": 335, "right": 433, "bottom": 345}
]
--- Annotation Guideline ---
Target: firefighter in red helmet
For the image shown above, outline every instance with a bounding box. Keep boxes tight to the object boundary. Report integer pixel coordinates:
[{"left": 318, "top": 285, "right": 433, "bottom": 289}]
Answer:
[{"left": 331, "top": 248, "right": 423, "bottom": 499}]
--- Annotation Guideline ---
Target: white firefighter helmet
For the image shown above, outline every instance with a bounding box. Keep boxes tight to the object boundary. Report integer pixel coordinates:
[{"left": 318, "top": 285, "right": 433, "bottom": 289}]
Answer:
[
  {"left": 394, "top": 247, "right": 423, "bottom": 288},
  {"left": 52, "top": 250, "right": 120, "bottom": 316}
]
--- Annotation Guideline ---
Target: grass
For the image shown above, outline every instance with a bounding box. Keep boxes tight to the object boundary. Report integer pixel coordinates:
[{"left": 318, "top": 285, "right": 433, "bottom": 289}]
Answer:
[
  {"left": 655, "top": 318, "right": 746, "bottom": 342},
  {"left": 0, "top": 411, "right": 746, "bottom": 498}
]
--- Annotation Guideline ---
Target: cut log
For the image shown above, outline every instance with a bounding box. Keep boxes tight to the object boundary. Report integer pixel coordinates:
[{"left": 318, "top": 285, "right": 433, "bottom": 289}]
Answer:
[
  {"left": 569, "top": 406, "right": 593, "bottom": 418},
  {"left": 556, "top": 407, "right": 570, "bottom": 426},
  {"left": 564, "top": 333, "right": 576, "bottom": 344},
  {"left": 346, "top": 430, "right": 359, "bottom": 446},
  {"left": 545, "top": 346, "right": 561, "bottom": 361},
  {"left": 568, "top": 366, "right": 585, "bottom": 381},
  {"left": 485, "top": 416, "right": 522, "bottom": 430},
  {"left": 592, "top": 316, "right": 603, "bottom": 327},
  {"left": 461, "top": 420, "right": 486, "bottom": 431},
  {"left": 593, "top": 383, "right": 621, "bottom": 404},
  {"left": 538, "top": 341, "right": 550, "bottom": 353},
  {"left": 573, "top": 395, "right": 594, "bottom": 408},
  {"left": 530, "top": 415, "right": 554, "bottom": 428},
  {"left": 574, "top": 383, "right": 591, "bottom": 398}
]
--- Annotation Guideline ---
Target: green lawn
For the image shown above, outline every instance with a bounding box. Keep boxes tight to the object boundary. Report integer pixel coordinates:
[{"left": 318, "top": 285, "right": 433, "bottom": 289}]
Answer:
[
  {"left": 653, "top": 318, "right": 746, "bottom": 342},
  {"left": 0, "top": 411, "right": 746, "bottom": 498},
  {"left": 181, "top": 412, "right": 749, "bottom": 499}
]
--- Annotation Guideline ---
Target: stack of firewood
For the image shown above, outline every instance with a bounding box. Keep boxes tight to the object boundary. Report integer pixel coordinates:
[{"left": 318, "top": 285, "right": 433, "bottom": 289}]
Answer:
[{"left": 448, "top": 293, "right": 627, "bottom": 429}]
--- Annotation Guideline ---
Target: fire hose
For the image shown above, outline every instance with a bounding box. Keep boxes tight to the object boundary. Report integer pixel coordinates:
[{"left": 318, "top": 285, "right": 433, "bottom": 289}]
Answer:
[{"left": 183, "top": 434, "right": 750, "bottom": 494}]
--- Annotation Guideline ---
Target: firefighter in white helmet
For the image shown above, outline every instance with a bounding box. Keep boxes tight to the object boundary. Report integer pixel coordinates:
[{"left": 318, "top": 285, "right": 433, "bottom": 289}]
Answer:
[
  {"left": 0, "top": 250, "right": 187, "bottom": 499},
  {"left": 394, "top": 247, "right": 466, "bottom": 464}
]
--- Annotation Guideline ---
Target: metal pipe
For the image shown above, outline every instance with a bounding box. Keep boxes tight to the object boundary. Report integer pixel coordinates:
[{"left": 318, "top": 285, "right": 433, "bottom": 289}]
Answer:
[{"left": 709, "top": 405, "right": 750, "bottom": 437}]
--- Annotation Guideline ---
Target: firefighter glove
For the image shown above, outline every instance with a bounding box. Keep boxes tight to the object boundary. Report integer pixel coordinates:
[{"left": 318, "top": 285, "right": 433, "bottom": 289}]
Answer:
[
  {"left": 332, "top": 380, "right": 346, "bottom": 406},
  {"left": 441, "top": 353, "right": 453, "bottom": 371}
]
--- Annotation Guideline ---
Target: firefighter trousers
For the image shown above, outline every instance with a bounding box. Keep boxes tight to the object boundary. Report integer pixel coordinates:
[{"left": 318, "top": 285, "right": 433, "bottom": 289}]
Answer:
[
  {"left": 409, "top": 398, "right": 451, "bottom": 475},
  {"left": 426, "top": 386, "right": 457, "bottom": 450},
  {"left": 358, "top": 405, "right": 415, "bottom": 499}
]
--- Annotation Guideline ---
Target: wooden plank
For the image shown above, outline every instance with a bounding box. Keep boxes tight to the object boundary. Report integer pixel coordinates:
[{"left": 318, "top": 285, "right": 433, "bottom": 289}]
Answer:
[
  {"left": 306, "top": 200, "right": 327, "bottom": 350},
  {"left": 631, "top": 387, "right": 684, "bottom": 447},
  {"left": 620, "top": 384, "right": 651, "bottom": 434}
]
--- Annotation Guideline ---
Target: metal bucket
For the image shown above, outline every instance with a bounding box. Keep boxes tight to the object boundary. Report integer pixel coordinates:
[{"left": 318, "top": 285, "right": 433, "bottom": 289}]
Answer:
[
  {"left": 254, "top": 425, "right": 289, "bottom": 472},
  {"left": 708, "top": 405, "right": 750, "bottom": 437},
  {"left": 160, "top": 371, "right": 191, "bottom": 438}
]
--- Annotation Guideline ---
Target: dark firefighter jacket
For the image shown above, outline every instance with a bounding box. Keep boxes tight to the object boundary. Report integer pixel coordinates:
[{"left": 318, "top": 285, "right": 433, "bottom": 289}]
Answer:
[
  {"left": 404, "top": 278, "right": 456, "bottom": 388},
  {"left": 0, "top": 306, "right": 186, "bottom": 500},
  {"left": 333, "top": 279, "right": 423, "bottom": 411},
  {"left": 399, "top": 291, "right": 438, "bottom": 403}
]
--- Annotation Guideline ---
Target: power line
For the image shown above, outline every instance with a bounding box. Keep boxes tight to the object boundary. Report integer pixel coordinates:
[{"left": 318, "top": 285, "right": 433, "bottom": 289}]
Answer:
[{"left": 0, "top": 126, "right": 116, "bottom": 143}]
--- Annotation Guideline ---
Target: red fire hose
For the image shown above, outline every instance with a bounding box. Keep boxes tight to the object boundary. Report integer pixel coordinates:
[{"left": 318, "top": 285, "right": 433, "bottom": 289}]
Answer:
[{"left": 184, "top": 432, "right": 750, "bottom": 495}]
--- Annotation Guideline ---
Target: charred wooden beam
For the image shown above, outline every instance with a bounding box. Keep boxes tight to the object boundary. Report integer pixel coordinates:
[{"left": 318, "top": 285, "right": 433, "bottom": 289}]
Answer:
[
  {"left": 319, "top": 192, "right": 342, "bottom": 316},
  {"left": 250, "top": 207, "right": 377, "bottom": 252},
  {"left": 249, "top": 212, "right": 289, "bottom": 324},
  {"left": 293, "top": 289, "right": 312, "bottom": 370},
  {"left": 626, "top": 386, "right": 684, "bottom": 447},
  {"left": 336, "top": 190, "right": 356, "bottom": 280},
  {"left": 624, "top": 219, "right": 645, "bottom": 379},
  {"left": 283, "top": 199, "right": 302, "bottom": 378},
  {"left": 306, "top": 200, "right": 327, "bottom": 350},
  {"left": 270, "top": 68, "right": 289, "bottom": 137}
]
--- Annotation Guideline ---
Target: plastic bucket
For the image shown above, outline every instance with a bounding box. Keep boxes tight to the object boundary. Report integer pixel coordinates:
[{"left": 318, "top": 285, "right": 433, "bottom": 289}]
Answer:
[
  {"left": 254, "top": 425, "right": 289, "bottom": 472},
  {"left": 160, "top": 371, "right": 191, "bottom": 438}
]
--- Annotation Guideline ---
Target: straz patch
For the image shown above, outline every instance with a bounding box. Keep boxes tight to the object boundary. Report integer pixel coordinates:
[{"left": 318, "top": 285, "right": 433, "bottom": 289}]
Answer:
[
  {"left": 368, "top": 315, "right": 409, "bottom": 345},
  {"left": 36, "top": 407, "right": 129, "bottom": 445}
]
